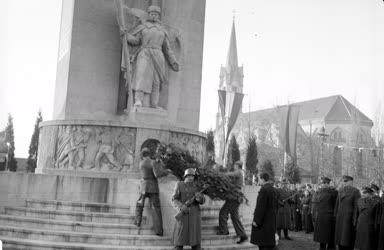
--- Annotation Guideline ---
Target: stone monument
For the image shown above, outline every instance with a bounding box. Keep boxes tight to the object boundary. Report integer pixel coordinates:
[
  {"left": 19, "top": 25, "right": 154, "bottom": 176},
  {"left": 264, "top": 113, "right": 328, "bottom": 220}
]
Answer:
[
  {"left": 0, "top": 3, "right": 259, "bottom": 247},
  {"left": 36, "top": 0, "right": 207, "bottom": 176}
]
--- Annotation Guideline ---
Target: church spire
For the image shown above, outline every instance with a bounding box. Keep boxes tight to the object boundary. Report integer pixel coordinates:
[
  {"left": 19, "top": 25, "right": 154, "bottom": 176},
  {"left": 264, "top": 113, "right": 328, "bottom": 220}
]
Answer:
[{"left": 226, "top": 19, "right": 239, "bottom": 71}]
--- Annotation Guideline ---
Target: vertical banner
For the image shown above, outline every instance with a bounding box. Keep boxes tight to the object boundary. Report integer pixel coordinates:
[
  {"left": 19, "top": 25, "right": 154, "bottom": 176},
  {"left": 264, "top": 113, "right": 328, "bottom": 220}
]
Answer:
[
  {"left": 225, "top": 92, "right": 244, "bottom": 142},
  {"left": 278, "top": 105, "right": 300, "bottom": 162}
]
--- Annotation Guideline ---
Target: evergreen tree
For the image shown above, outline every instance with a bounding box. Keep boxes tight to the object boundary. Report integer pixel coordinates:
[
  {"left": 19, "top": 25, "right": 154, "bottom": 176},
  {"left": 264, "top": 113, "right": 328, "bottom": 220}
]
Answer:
[
  {"left": 5, "top": 114, "right": 17, "bottom": 171},
  {"left": 27, "top": 111, "right": 43, "bottom": 173},
  {"left": 226, "top": 135, "right": 240, "bottom": 168},
  {"left": 245, "top": 135, "right": 258, "bottom": 184},
  {"left": 205, "top": 130, "right": 216, "bottom": 167},
  {"left": 260, "top": 160, "right": 275, "bottom": 180},
  {"left": 285, "top": 160, "right": 301, "bottom": 184}
]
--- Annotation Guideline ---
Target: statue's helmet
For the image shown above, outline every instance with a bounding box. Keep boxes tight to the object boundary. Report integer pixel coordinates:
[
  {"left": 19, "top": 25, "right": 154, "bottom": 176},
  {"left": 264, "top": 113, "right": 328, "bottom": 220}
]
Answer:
[
  {"left": 183, "top": 168, "right": 196, "bottom": 178},
  {"left": 147, "top": 5, "right": 161, "bottom": 14}
]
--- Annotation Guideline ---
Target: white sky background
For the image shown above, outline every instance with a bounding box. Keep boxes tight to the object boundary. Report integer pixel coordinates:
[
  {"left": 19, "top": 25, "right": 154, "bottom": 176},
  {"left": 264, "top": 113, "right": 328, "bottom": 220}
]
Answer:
[{"left": 0, "top": 0, "right": 384, "bottom": 157}]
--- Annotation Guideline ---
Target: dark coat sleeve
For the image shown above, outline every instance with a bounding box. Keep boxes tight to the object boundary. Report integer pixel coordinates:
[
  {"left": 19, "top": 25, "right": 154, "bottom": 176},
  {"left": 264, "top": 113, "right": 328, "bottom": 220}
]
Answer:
[{"left": 254, "top": 187, "right": 268, "bottom": 226}]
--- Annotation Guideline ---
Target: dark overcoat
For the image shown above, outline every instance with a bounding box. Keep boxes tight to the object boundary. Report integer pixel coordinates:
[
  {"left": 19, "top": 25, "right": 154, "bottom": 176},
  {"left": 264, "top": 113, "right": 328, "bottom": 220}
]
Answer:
[
  {"left": 376, "top": 197, "right": 384, "bottom": 250},
  {"left": 312, "top": 186, "right": 338, "bottom": 244},
  {"left": 301, "top": 194, "right": 313, "bottom": 233},
  {"left": 172, "top": 181, "right": 205, "bottom": 247},
  {"left": 250, "top": 183, "right": 278, "bottom": 247},
  {"left": 276, "top": 187, "right": 292, "bottom": 229},
  {"left": 355, "top": 196, "right": 379, "bottom": 250},
  {"left": 334, "top": 185, "right": 361, "bottom": 247}
]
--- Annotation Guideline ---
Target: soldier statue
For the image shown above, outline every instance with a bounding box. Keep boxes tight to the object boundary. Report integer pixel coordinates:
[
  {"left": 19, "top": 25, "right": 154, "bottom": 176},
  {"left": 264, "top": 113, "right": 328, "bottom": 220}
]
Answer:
[{"left": 123, "top": 5, "right": 179, "bottom": 109}]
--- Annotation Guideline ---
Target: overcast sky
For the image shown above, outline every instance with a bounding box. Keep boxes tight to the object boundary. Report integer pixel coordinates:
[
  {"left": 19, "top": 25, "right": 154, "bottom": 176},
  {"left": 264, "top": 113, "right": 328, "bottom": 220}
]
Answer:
[{"left": 1, "top": 0, "right": 384, "bottom": 157}]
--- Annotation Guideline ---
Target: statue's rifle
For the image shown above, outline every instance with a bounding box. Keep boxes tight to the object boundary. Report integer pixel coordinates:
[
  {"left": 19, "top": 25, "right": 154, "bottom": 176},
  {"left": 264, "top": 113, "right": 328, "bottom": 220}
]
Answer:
[
  {"left": 175, "top": 185, "right": 209, "bottom": 221},
  {"left": 115, "top": 0, "right": 133, "bottom": 113}
]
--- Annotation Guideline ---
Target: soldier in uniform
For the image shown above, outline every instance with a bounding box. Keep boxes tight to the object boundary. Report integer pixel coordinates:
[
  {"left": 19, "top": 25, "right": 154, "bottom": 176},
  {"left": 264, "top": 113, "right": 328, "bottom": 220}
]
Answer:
[
  {"left": 355, "top": 186, "right": 380, "bottom": 250},
  {"left": 172, "top": 168, "right": 205, "bottom": 250},
  {"left": 216, "top": 161, "right": 248, "bottom": 244},
  {"left": 134, "top": 147, "right": 169, "bottom": 236},
  {"left": 276, "top": 178, "right": 293, "bottom": 240},
  {"left": 312, "top": 177, "right": 338, "bottom": 250},
  {"left": 334, "top": 175, "right": 361, "bottom": 250}
]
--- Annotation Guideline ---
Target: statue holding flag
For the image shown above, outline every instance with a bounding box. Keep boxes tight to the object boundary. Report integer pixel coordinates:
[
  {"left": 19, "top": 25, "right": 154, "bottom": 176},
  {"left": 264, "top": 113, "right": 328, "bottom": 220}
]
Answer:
[{"left": 115, "top": 2, "right": 180, "bottom": 111}]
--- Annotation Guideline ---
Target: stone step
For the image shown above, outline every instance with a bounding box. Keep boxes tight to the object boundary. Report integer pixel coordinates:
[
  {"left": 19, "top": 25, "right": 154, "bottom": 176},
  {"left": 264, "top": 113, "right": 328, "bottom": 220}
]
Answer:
[
  {"left": 26, "top": 199, "right": 131, "bottom": 214},
  {"left": 0, "top": 215, "right": 152, "bottom": 235},
  {"left": 201, "top": 220, "right": 252, "bottom": 234},
  {"left": 0, "top": 225, "right": 246, "bottom": 246},
  {"left": 0, "top": 235, "right": 255, "bottom": 250},
  {"left": 4, "top": 206, "right": 143, "bottom": 224}
]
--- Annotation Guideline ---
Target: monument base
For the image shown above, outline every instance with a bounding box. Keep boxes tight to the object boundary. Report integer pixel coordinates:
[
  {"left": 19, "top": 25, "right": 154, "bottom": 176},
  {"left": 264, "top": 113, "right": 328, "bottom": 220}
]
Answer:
[{"left": 37, "top": 119, "right": 206, "bottom": 176}]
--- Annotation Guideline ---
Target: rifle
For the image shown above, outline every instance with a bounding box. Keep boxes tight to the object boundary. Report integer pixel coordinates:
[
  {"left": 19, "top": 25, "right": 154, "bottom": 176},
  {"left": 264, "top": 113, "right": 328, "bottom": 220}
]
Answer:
[{"left": 175, "top": 185, "right": 209, "bottom": 221}]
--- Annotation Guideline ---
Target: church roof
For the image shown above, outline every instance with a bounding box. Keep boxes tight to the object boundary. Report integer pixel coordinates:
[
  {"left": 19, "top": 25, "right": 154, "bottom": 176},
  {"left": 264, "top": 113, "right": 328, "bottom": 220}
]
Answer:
[{"left": 242, "top": 95, "right": 373, "bottom": 126}]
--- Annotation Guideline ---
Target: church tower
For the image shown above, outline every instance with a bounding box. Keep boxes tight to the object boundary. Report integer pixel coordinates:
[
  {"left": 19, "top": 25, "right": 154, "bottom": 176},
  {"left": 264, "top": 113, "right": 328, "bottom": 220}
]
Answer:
[
  {"left": 215, "top": 19, "right": 244, "bottom": 163},
  {"left": 216, "top": 19, "right": 244, "bottom": 128}
]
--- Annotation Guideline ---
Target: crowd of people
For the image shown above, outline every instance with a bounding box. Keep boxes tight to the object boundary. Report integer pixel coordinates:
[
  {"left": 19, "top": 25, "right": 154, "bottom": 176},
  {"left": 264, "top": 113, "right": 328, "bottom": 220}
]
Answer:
[
  {"left": 252, "top": 173, "right": 384, "bottom": 250},
  {"left": 133, "top": 148, "right": 384, "bottom": 250}
]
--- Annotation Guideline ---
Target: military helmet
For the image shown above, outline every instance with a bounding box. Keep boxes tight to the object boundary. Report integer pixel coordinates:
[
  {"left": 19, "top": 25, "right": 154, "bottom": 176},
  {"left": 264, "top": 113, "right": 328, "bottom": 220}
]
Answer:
[
  {"left": 183, "top": 168, "right": 196, "bottom": 178},
  {"left": 147, "top": 5, "right": 161, "bottom": 14}
]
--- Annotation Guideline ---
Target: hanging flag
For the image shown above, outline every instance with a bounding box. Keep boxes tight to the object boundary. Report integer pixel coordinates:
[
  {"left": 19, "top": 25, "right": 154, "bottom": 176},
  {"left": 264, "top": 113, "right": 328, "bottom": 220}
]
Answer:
[
  {"left": 278, "top": 105, "right": 300, "bottom": 160},
  {"left": 225, "top": 92, "right": 244, "bottom": 142},
  {"left": 287, "top": 105, "right": 300, "bottom": 159},
  {"left": 218, "top": 90, "right": 226, "bottom": 122}
]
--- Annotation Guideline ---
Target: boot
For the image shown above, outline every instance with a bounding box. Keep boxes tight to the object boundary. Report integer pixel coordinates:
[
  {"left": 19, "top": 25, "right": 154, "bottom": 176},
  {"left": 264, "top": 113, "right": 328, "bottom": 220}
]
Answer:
[{"left": 134, "top": 204, "right": 144, "bottom": 227}]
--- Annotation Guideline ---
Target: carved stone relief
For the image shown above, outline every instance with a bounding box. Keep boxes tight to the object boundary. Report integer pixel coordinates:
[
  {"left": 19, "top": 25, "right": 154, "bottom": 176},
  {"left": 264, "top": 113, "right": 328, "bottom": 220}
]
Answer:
[
  {"left": 54, "top": 125, "right": 136, "bottom": 172},
  {"left": 169, "top": 132, "right": 206, "bottom": 163}
]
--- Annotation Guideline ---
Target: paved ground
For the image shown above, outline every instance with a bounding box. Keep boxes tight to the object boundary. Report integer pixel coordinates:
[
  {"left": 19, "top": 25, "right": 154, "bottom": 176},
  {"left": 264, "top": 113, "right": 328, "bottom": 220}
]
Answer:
[{"left": 276, "top": 231, "right": 318, "bottom": 250}]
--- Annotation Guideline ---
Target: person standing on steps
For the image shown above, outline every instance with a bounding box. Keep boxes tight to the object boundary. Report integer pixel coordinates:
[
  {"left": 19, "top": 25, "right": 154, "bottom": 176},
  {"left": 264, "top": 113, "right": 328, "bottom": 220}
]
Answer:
[
  {"left": 334, "top": 175, "right": 361, "bottom": 250},
  {"left": 250, "top": 172, "right": 278, "bottom": 250},
  {"left": 134, "top": 147, "right": 169, "bottom": 236},
  {"left": 216, "top": 161, "right": 248, "bottom": 244},
  {"left": 172, "top": 168, "right": 205, "bottom": 250},
  {"left": 312, "top": 176, "right": 338, "bottom": 250}
]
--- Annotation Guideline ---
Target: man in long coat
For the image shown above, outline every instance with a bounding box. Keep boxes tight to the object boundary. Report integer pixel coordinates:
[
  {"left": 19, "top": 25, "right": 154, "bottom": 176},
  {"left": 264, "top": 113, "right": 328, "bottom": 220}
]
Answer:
[
  {"left": 334, "top": 175, "right": 361, "bottom": 250},
  {"left": 312, "top": 177, "right": 338, "bottom": 250},
  {"left": 276, "top": 179, "right": 293, "bottom": 240},
  {"left": 355, "top": 186, "right": 380, "bottom": 250},
  {"left": 376, "top": 186, "right": 384, "bottom": 250},
  {"left": 250, "top": 172, "right": 278, "bottom": 250},
  {"left": 216, "top": 161, "right": 248, "bottom": 244},
  {"left": 172, "top": 168, "right": 205, "bottom": 250}
]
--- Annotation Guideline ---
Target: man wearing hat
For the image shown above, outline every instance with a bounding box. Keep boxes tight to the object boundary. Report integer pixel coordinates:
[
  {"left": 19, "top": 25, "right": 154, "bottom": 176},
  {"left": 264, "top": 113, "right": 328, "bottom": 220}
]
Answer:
[
  {"left": 334, "top": 175, "right": 361, "bottom": 250},
  {"left": 172, "top": 168, "right": 205, "bottom": 250},
  {"left": 312, "top": 177, "right": 338, "bottom": 250},
  {"left": 250, "top": 172, "right": 278, "bottom": 250},
  {"left": 134, "top": 147, "right": 169, "bottom": 236},
  {"left": 276, "top": 178, "right": 293, "bottom": 240},
  {"left": 123, "top": 5, "right": 179, "bottom": 109},
  {"left": 355, "top": 186, "right": 380, "bottom": 250},
  {"left": 216, "top": 161, "right": 248, "bottom": 244}
]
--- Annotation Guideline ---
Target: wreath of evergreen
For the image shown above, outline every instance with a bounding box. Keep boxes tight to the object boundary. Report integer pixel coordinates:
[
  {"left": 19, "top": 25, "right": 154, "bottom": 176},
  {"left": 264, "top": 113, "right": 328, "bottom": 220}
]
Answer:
[{"left": 156, "top": 143, "right": 248, "bottom": 203}]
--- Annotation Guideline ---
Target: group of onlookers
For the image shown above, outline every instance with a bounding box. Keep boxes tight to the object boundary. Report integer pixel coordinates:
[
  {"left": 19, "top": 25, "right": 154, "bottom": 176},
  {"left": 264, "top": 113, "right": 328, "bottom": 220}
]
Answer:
[{"left": 250, "top": 171, "right": 384, "bottom": 250}]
